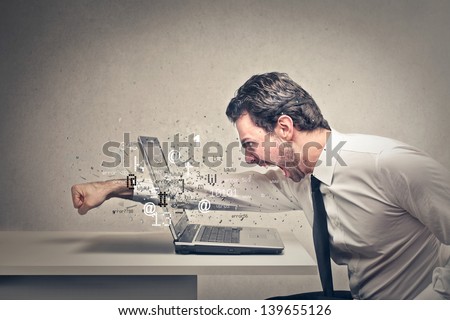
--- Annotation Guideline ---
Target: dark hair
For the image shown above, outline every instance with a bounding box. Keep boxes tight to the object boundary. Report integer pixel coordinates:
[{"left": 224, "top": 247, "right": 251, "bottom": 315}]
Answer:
[{"left": 226, "top": 72, "right": 330, "bottom": 132}]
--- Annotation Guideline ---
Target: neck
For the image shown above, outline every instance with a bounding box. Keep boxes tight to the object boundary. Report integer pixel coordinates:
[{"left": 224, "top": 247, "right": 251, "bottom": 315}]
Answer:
[{"left": 293, "top": 128, "right": 330, "bottom": 173}]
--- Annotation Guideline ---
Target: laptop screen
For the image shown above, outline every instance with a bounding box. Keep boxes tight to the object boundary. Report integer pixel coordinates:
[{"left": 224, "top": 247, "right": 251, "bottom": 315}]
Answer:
[
  {"left": 138, "top": 136, "right": 191, "bottom": 240},
  {"left": 172, "top": 211, "right": 189, "bottom": 238},
  {"left": 137, "top": 136, "right": 171, "bottom": 189}
]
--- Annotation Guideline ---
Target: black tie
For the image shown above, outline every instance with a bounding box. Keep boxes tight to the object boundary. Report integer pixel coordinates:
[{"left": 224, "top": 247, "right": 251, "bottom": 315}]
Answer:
[{"left": 310, "top": 175, "right": 334, "bottom": 297}]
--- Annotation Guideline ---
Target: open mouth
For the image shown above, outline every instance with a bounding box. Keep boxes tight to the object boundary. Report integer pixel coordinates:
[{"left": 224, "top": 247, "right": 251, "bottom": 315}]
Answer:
[
  {"left": 278, "top": 166, "right": 290, "bottom": 178},
  {"left": 254, "top": 159, "right": 298, "bottom": 180},
  {"left": 255, "top": 159, "right": 291, "bottom": 178}
]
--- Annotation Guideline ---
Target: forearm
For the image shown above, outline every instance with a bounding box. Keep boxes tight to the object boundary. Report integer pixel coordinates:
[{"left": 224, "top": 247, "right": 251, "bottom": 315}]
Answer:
[
  {"left": 131, "top": 170, "right": 302, "bottom": 211},
  {"left": 415, "top": 245, "right": 450, "bottom": 300},
  {"left": 104, "top": 179, "right": 134, "bottom": 200}
]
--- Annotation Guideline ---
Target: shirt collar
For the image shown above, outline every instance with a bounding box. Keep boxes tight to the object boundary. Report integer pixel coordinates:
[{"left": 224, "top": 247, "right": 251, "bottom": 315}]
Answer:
[{"left": 312, "top": 129, "right": 344, "bottom": 186}]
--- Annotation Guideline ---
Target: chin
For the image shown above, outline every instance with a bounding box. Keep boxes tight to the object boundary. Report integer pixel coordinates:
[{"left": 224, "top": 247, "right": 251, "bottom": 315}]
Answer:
[
  {"left": 289, "top": 175, "right": 302, "bottom": 182},
  {"left": 288, "top": 170, "right": 305, "bottom": 182}
]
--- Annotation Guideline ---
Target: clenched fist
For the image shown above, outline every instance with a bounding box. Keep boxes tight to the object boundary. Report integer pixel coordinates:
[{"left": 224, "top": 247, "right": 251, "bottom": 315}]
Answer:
[{"left": 71, "top": 180, "right": 132, "bottom": 214}]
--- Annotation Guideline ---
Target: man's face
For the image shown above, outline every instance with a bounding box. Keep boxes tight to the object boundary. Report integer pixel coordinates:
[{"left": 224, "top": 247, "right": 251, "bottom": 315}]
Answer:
[{"left": 235, "top": 113, "right": 306, "bottom": 182}]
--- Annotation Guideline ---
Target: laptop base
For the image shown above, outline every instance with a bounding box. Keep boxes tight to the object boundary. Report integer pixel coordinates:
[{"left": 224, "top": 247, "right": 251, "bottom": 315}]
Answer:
[{"left": 174, "top": 243, "right": 284, "bottom": 255}]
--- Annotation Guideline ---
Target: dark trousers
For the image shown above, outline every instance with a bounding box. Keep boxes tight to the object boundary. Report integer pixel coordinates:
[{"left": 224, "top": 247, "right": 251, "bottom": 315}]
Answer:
[{"left": 267, "top": 290, "right": 353, "bottom": 300}]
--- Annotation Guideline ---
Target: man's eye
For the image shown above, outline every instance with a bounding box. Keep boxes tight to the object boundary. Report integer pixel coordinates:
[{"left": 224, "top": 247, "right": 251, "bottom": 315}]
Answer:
[
  {"left": 245, "top": 142, "right": 256, "bottom": 149},
  {"left": 242, "top": 141, "right": 258, "bottom": 150}
]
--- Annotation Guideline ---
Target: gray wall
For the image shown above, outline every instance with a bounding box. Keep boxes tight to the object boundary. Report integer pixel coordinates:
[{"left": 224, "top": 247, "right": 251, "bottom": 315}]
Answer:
[{"left": 1, "top": 0, "right": 449, "bottom": 299}]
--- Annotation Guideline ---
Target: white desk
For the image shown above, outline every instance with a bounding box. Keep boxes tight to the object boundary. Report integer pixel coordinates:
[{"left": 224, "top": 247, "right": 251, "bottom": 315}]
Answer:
[{"left": 0, "top": 231, "right": 316, "bottom": 299}]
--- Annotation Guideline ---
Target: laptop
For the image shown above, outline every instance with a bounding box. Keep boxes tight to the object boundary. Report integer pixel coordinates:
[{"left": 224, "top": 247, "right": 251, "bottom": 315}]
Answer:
[{"left": 138, "top": 135, "right": 284, "bottom": 255}]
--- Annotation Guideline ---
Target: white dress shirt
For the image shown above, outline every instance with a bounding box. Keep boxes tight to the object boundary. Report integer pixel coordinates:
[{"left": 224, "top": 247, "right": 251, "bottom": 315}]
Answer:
[
  {"left": 133, "top": 130, "right": 450, "bottom": 299},
  {"left": 311, "top": 130, "right": 450, "bottom": 299}
]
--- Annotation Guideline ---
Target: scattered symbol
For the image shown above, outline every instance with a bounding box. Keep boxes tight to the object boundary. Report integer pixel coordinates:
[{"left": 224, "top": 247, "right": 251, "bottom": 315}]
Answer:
[
  {"left": 134, "top": 156, "right": 144, "bottom": 173},
  {"left": 185, "top": 162, "right": 193, "bottom": 176},
  {"left": 193, "top": 134, "right": 200, "bottom": 147},
  {"left": 207, "top": 174, "right": 217, "bottom": 186},
  {"left": 143, "top": 202, "right": 156, "bottom": 216},
  {"left": 198, "top": 184, "right": 204, "bottom": 190},
  {"left": 168, "top": 150, "right": 180, "bottom": 164},
  {"left": 178, "top": 179, "right": 185, "bottom": 194},
  {"left": 162, "top": 212, "right": 172, "bottom": 226},
  {"left": 127, "top": 174, "right": 136, "bottom": 189},
  {"left": 158, "top": 191, "right": 168, "bottom": 207},
  {"left": 147, "top": 211, "right": 172, "bottom": 227},
  {"left": 198, "top": 199, "right": 211, "bottom": 213},
  {"left": 119, "top": 141, "right": 138, "bottom": 151}
]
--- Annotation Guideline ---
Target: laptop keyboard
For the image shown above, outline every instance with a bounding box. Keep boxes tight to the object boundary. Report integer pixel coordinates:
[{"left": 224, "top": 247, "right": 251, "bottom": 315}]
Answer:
[{"left": 196, "top": 226, "right": 241, "bottom": 243}]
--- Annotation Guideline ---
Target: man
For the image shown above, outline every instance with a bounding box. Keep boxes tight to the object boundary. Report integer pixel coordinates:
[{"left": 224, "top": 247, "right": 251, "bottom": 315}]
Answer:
[{"left": 72, "top": 72, "right": 450, "bottom": 299}]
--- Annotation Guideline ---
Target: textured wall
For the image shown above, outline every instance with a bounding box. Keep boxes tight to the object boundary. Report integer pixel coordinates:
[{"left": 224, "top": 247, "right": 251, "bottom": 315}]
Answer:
[{"left": 1, "top": 0, "right": 449, "bottom": 298}]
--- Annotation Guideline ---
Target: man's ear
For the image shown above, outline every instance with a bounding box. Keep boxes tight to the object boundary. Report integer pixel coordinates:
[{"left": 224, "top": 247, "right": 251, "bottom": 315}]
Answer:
[{"left": 274, "top": 115, "right": 294, "bottom": 140}]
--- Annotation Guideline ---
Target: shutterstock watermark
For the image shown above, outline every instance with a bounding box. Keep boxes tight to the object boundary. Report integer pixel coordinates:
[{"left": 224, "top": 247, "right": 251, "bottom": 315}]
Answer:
[{"left": 101, "top": 132, "right": 347, "bottom": 169}]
